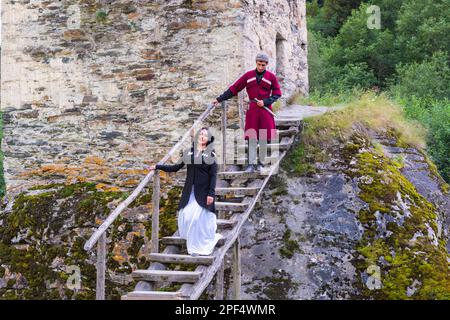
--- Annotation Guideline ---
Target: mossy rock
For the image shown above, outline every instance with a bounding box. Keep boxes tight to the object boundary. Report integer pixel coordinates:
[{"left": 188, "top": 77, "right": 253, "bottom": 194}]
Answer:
[
  {"left": 0, "top": 182, "right": 183, "bottom": 299},
  {"left": 344, "top": 139, "right": 450, "bottom": 299}
]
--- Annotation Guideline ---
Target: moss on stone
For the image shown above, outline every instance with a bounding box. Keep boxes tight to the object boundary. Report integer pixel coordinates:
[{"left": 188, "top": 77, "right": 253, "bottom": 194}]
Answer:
[
  {"left": 0, "top": 182, "right": 133, "bottom": 299},
  {"left": 279, "top": 228, "right": 301, "bottom": 259},
  {"left": 345, "top": 139, "right": 450, "bottom": 299}
]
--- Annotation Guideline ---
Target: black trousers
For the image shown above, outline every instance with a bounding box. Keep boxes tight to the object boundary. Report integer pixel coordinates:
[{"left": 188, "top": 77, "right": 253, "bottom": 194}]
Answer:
[{"left": 247, "top": 138, "right": 268, "bottom": 165}]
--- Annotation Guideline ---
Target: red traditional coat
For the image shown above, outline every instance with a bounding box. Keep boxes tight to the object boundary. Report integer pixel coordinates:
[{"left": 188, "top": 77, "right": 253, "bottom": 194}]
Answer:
[{"left": 228, "top": 69, "right": 282, "bottom": 141}]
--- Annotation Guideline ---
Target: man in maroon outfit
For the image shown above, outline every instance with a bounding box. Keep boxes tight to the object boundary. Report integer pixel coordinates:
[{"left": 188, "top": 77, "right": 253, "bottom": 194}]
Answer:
[{"left": 213, "top": 52, "right": 282, "bottom": 172}]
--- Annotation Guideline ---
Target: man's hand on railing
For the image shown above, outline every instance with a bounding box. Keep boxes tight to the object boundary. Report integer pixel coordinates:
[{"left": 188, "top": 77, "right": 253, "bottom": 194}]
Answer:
[
  {"left": 206, "top": 196, "right": 214, "bottom": 206},
  {"left": 148, "top": 165, "right": 156, "bottom": 171},
  {"left": 212, "top": 99, "right": 220, "bottom": 106}
]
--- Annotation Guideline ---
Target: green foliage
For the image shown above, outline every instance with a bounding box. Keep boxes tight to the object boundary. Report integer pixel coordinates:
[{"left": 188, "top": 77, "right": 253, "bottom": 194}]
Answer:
[
  {"left": 297, "top": 87, "right": 365, "bottom": 107},
  {"left": 395, "top": 0, "right": 450, "bottom": 64},
  {"left": 95, "top": 10, "right": 108, "bottom": 23},
  {"left": 367, "top": 0, "right": 405, "bottom": 31},
  {"left": 331, "top": 3, "right": 398, "bottom": 85},
  {"left": 307, "top": 0, "right": 449, "bottom": 182},
  {"left": 307, "top": 0, "right": 364, "bottom": 37},
  {"left": 391, "top": 95, "right": 450, "bottom": 183},
  {"left": 390, "top": 51, "right": 450, "bottom": 102},
  {"left": 389, "top": 51, "right": 450, "bottom": 182}
]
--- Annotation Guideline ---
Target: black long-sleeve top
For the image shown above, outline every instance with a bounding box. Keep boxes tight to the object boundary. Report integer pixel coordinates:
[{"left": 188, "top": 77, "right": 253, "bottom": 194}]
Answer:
[{"left": 155, "top": 147, "right": 218, "bottom": 214}]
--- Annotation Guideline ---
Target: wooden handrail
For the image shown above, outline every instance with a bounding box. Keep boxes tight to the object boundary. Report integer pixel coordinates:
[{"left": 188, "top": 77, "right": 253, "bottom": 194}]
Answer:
[{"left": 83, "top": 103, "right": 217, "bottom": 252}]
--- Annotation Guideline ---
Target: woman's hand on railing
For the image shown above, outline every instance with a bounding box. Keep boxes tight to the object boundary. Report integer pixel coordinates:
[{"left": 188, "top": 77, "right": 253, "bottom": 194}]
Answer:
[
  {"left": 212, "top": 99, "right": 220, "bottom": 106},
  {"left": 148, "top": 165, "right": 156, "bottom": 171},
  {"left": 206, "top": 196, "right": 214, "bottom": 206}
]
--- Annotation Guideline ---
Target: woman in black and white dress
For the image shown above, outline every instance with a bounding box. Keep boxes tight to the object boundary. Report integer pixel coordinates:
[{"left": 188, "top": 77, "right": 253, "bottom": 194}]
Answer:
[{"left": 149, "top": 127, "right": 222, "bottom": 256}]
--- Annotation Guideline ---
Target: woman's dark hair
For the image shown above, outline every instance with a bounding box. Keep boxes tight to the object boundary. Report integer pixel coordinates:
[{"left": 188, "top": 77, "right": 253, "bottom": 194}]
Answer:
[
  {"left": 191, "top": 127, "right": 215, "bottom": 149},
  {"left": 190, "top": 127, "right": 216, "bottom": 164}
]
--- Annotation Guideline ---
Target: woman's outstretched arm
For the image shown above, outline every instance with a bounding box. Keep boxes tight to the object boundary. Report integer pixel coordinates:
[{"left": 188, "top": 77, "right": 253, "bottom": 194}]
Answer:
[
  {"left": 151, "top": 151, "right": 185, "bottom": 172},
  {"left": 155, "top": 161, "right": 184, "bottom": 172}
]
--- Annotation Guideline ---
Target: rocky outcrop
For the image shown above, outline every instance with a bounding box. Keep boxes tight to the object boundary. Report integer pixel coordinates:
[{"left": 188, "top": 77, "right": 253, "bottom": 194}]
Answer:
[{"left": 240, "top": 100, "right": 450, "bottom": 299}]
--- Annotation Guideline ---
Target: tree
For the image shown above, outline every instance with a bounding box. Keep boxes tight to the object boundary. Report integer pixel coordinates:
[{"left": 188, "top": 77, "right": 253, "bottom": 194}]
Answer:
[
  {"left": 395, "top": 0, "right": 450, "bottom": 64},
  {"left": 331, "top": 3, "right": 398, "bottom": 86}
]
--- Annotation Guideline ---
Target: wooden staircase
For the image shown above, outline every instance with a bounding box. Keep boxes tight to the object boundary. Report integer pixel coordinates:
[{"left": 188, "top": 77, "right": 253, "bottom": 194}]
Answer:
[{"left": 121, "top": 118, "right": 302, "bottom": 300}]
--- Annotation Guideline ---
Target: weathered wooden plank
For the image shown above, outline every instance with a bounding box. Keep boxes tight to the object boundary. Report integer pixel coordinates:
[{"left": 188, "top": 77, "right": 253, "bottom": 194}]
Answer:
[
  {"left": 221, "top": 101, "right": 227, "bottom": 172},
  {"left": 237, "top": 142, "right": 292, "bottom": 151},
  {"left": 151, "top": 171, "right": 160, "bottom": 253},
  {"left": 134, "top": 240, "right": 181, "bottom": 292},
  {"left": 215, "top": 202, "right": 247, "bottom": 212},
  {"left": 122, "top": 291, "right": 184, "bottom": 300},
  {"left": 232, "top": 236, "right": 241, "bottom": 300},
  {"left": 216, "top": 219, "right": 237, "bottom": 229},
  {"left": 132, "top": 270, "right": 202, "bottom": 283},
  {"left": 275, "top": 119, "right": 301, "bottom": 127},
  {"left": 215, "top": 187, "right": 259, "bottom": 196},
  {"left": 96, "top": 232, "right": 106, "bottom": 300},
  {"left": 236, "top": 154, "right": 278, "bottom": 164},
  {"left": 161, "top": 236, "right": 225, "bottom": 247},
  {"left": 217, "top": 171, "right": 263, "bottom": 180},
  {"left": 277, "top": 126, "right": 299, "bottom": 137},
  {"left": 149, "top": 253, "right": 214, "bottom": 265},
  {"left": 215, "top": 262, "right": 225, "bottom": 300},
  {"left": 215, "top": 210, "right": 226, "bottom": 300}
]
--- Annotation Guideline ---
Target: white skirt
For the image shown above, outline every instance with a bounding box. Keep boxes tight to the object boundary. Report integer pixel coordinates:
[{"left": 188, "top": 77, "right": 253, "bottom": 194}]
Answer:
[{"left": 178, "top": 185, "right": 223, "bottom": 256}]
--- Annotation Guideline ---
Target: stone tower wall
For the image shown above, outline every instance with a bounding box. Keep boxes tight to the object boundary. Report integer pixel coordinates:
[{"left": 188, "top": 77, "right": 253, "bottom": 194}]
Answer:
[{"left": 1, "top": 0, "right": 308, "bottom": 196}]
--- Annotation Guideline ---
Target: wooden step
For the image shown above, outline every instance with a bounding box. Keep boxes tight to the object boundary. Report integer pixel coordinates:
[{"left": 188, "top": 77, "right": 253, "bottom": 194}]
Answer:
[
  {"left": 215, "top": 187, "right": 259, "bottom": 196},
  {"left": 161, "top": 236, "right": 225, "bottom": 247},
  {"left": 237, "top": 142, "right": 292, "bottom": 151},
  {"left": 215, "top": 201, "right": 247, "bottom": 212},
  {"left": 217, "top": 171, "right": 263, "bottom": 180},
  {"left": 132, "top": 270, "right": 202, "bottom": 283},
  {"left": 122, "top": 291, "right": 183, "bottom": 300},
  {"left": 275, "top": 119, "right": 301, "bottom": 127},
  {"left": 148, "top": 253, "right": 214, "bottom": 265},
  {"left": 217, "top": 219, "right": 237, "bottom": 229},
  {"left": 236, "top": 154, "right": 279, "bottom": 164},
  {"left": 277, "top": 127, "right": 299, "bottom": 137}
]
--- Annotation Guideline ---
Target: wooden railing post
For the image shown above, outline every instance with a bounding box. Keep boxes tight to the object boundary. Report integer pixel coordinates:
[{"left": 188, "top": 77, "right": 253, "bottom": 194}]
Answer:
[
  {"left": 238, "top": 92, "right": 245, "bottom": 131},
  {"left": 96, "top": 232, "right": 106, "bottom": 300},
  {"left": 221, "top": 101, "right": 227, "bottom": 171},
  {"left": 231, "top": 235, "right": 241, "bottom": 300},
  {"left": 215, "top": 211, "right": 225, "bottom": 300},
  {"left": 151, "top": 170, "right": 161, "bottom": 253}
]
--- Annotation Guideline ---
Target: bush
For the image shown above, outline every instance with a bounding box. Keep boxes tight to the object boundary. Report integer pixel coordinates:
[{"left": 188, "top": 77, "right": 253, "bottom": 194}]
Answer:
[
  {"left": 390, "top": 51, "right": 450, "bottom": 103},
  {"left": 395, "top": 0, "right": 450, "bottom": 64},
  {"left": 392, "top": 95, "right": 450, "bottom": 182}
]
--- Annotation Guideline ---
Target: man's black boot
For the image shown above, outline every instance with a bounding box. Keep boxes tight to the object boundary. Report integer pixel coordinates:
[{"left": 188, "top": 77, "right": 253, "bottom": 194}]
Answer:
[
  {"left": 244, "top": 164, "right": 255, "bottom": 173},
  {"left": 245, "top": 139, "right": 257, "bottom": 172}
]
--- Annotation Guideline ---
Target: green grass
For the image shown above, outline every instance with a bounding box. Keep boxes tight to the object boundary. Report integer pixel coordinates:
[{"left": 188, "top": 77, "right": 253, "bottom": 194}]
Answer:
[{"left": 289, "top": 87, "right": 366, "bottom": 107}]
